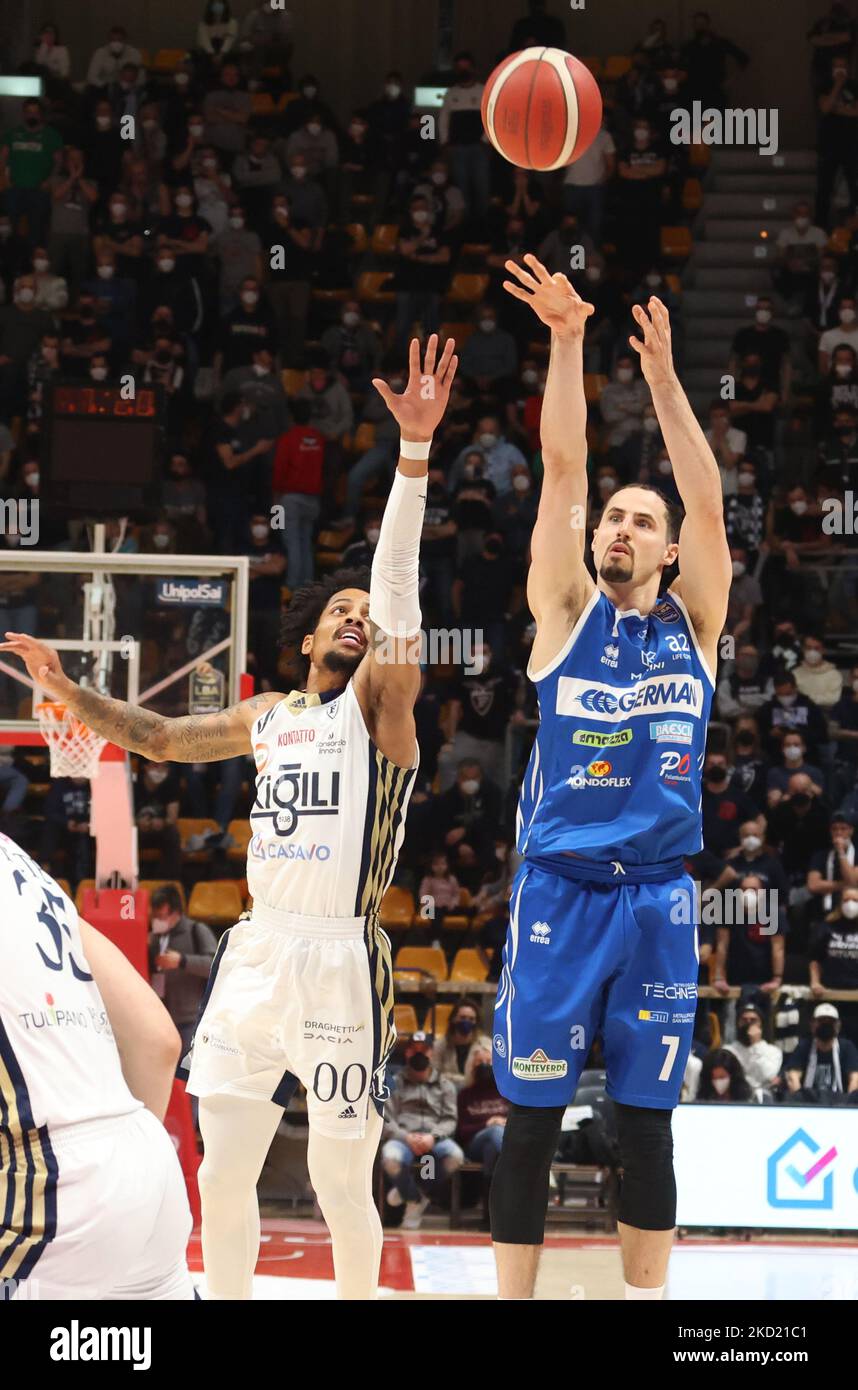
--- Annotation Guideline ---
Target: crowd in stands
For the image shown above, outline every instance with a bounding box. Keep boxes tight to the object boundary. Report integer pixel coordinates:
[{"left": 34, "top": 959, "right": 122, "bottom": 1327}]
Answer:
[{"left": 3, "top": 3, "right": 858, "bottom": 1221}]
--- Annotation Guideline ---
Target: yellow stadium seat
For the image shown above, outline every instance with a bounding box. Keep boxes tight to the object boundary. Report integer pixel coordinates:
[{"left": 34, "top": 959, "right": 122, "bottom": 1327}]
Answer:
[
  {"left": 583, "top": 372, "right": 608, "bottom": 404},
  {"left": 281, "top": 368, "right": 307, "bottom": 396},
  {"left": 55, "top": 878, "right": 71, "bottom": 898},
  {"left": 682, "top": 177, "right": 703, "bottom": 212},
  {"left": 139, "top": 879, "right": 186, "bottom": 911},
  {"left": 439, "top": 320, "right": 475, "bottom": 347},
  {"left": 664, "top": 273, "right": 682, "bottom": 296},
  {"left": 178, "top": 818, "right": 220, "bottom": 864},
  {"left": 447, "top": 273, "right": 490, "bottom": 304},
  {"left": 251, "top": 93, "right": 286, "bottom": 117},
  {"left": 352, "top": 421, "right": 376, "bottom": 454},
  {"left": 660, "top": 226, "right": 693, "bottom": 259},
  {"left": 371, "top": 223, "right": 399, "bottom": 255},
  {"left": 603, "top": 55, "right": 632, "bottom": 79},
  {"left": 356, "top": 271, "right": 395, "bottom": 302},
  {"left": 440, "top": 887, "right": 473, "bottom": 934},
  {"left": 394, "top": 1003, "right": 419, "bottom": 1037},
  {"left": 74, "top": 879, "right": 96, "bottom": 913},
  {"left": 394, "top": 946, "right": 448, "bottom": 981},
  {"left": 150, "top": 48, "right": 185, "bottom": 73},
  {"left": 460, "top": 242, "right": 492, "bottom": 257},
  {"left": 427, "top": 1002, "right": 453, "bottom": 1036},
  {"left": 345, "top": 222, "right": 368, "bottom": 254},
  {"left": 379, "top": 885, "right": 415, "bottom": 932},
  {"left": 226, "top": 819, "right": 252, "bottom": 864},
  {"left": 688, "top": 142, "right": 710, "bottom": 169},
  {"left": 450, "top": 948, "right": 489, "bottom": 983},
  {"left": 187, "top": 880, "right": 244, "bottom": 928},
  {"left": 828, "top": 226, "right": 851, "bottom": 256}
]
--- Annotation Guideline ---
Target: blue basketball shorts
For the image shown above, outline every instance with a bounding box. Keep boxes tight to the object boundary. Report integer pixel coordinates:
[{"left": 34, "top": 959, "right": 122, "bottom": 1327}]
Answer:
[{"left": 492, "top": 858, "right": 700, "bottom": 1110}]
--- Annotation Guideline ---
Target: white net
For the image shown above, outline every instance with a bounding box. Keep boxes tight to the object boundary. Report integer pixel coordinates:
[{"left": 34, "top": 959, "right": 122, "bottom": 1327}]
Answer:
[{"left": 35, "top": 702, "right": 107, "bottom": 780}]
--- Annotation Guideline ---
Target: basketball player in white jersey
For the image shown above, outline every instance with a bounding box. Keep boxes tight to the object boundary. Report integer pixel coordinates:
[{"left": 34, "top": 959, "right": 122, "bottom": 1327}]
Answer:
[
  {"left": 2, "top": 333, "right": 458, "bottom": 1301},
  {"left": 0, "top": 833, "right": 195, "bottom": 1299}
]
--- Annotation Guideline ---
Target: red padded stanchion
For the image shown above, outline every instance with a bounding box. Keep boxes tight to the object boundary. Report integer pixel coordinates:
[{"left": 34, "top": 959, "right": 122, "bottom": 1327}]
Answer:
[
  {"left": 164, "top": 1078, "right": 202, "bottom": 1227},
  {"left": 81, "top": 888, "right": 150, "bottom": 980}
]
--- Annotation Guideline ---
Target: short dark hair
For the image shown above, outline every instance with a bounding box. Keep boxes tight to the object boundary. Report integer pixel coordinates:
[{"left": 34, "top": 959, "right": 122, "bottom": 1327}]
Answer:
[
  {"left": 602, "top": 484, "right": 683, "bottom": 544},
  {"left": 279, "top": 566, "right": 372, "bottom": 682},
  {"left": 151, "top": 885, "right": 182, "bottom": 915}
]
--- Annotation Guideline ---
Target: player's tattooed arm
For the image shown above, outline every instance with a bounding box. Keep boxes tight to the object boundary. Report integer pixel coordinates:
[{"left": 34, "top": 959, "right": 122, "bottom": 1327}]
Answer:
[{"left": 0, "top": 631, "right": 281, "bottom": 762}]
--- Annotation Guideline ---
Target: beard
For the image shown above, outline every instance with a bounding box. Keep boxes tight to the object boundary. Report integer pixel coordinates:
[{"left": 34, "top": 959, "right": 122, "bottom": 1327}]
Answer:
[
  {"left": 321, "top": 647, "right": 365, "bottom": 679},
  {"left": 599, "top": 554, "right": 634, "bottom": 584}
]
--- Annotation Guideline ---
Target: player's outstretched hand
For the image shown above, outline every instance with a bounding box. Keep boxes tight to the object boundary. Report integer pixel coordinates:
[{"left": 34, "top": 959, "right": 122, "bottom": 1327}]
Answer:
[
  {"left": 502, "top": 253, "right": 594, "bottom": 337},
  {"left": 629, "top": 296, "right": 677, "bottom": 388},
  {"left": 372, "top": 333, "right": 458, "bottom": 442},
  {"left": 0, "top": 632, "right": 70, "bottom": 697}
]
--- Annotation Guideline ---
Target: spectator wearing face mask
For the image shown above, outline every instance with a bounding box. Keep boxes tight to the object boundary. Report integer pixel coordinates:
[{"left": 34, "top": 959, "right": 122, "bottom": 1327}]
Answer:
[
  {"left": 808, "top": 3, "right": 855, "bottom": 85},
  {"left": 640, "top": 447, "right": 682, "bottom": 508},
  {"left": 25, "top": 332, "right": 61, "bottom": 425},
  {"left": 713, "top": 872, "right": 785, "bottom": 1004},
  {"left": 702, "top": 754, "right": 759, "bottom": 856},
  {"left": 724, "top": 546, "right": 762, "bottom": 641},
  {"left": 792, "top": 635, "right": 844, "bottom": 710},
  {"left": 730, "top": 297, "right": 791, "bottom": 399},
  {"left": 382, "top": 1033, "right": 464, "bottom": 1229},
  {"left": 212, "top": 202, "right": 262, "bottom": 310},
  {"left": 134, "top": 759, "right": 182, "bottom": 879},
  {"left": 438, "top": 644, "right": 519, "bottom": 792},
  {"left": 574, "top": 254, "right": 626, "bottom": 376},
  {"left": 812, "top": 887, "right": 858, "bottom": 1041},
  {"left": 774, "top": 201, "right": 828, "bottom": 311},
  {"left": 213, "top": 275, "right": 277, "bottom": 376},
  {"left": 202, "top": 60, "right": 252, "bottom": 157},
  {"left": 320, "top": 300, "right": 382, "bottom": 393},
  {"left": 535, "top": 212, "right": 596, "bottom": 279},
  {"left": 679, "top": 10, "right": 749, "bottom": 110},
  {"left": 758, "top": 670, "right": 829, "bottom": 764},
  {"left": 439, "top": 52, "right": 490, "bottom": 222},
  {"left": 814, "top": 344, "right": 858, "bottom": 437},
  {"left": 94, "top": 191, "right": 146, "bottom": 285},
  {"left": 807, "top": 812, "right": 858, "bottom": 921},
  {"left": 81, "top": 249, "right": 136, "bottom": 359},
  {"left": 704, "top": 400, "right": 748, "bottom": 496},
  {"left": 599, "top": 354, "right": 649, "bottom": 470},
  {"left": 767, "top": 774, "right": 833, "bottom": 889},
  {"left": 818, "top": 405, "right": 858, "bottom": 489},
  {"left": 1, "top": 99, "right": 63, "bottom": 247},
  {"left": 763, "top": 488, "right": 836, "bottom": 617},
  {"left": 830, "top": 665, "right": 858, "bottom": 772},
  {"left": 45, "top": 148, "right": 98, "bottom": 299},
  {"left": 207, "top": 392, "right": 273, "bottom": 551},
  {"left": 805, "top": 253, "right": 849, "bottom": 343},
  {"left": 729, "top": 721, "right": 770, "bottom": 809},
  {"left": 220, "top": 347, "right": 289, "bottom": 439},
  {"left": 786, "top": 1004, "right": 858, "bottom": 1097},
  {"left": 189, "top": 143, "right": 233, "bottom": 239},
  {"left": 40, "top": 776, "right": 94, "bottom": 884},
  {"left": 282, "top": 111, "right": 338, "bottom": 206},
  {"left": 161, "top": 451, "right": 208, "bottom": 536},
  {"left": 616, "top": 119, "right": 667, "bottom": 275},
  {"left": 696, "top": 1049, "right": 756, "bottom": 1103},
  {"left": 451, "top": 417, "right": 527, "bottom": 497},
  {"left": 86, "top": 26, "right": 143, "bottom": 90},
  {"left": 156, "top": 185, "right": 212, "bottom": 296},
  {"left": 391, "top": 196, "right": 451, "bottom": 354},
  {"left": 560, "top": 118, "right": 616, "bottom": 243},
  {"left": 232, "top": 132, "right": 281, "bottom": 234},
  {"left": 767, "top": 732, "right": 825, "bottom": 805},
  {"left": 147, "top": 881, "right": 218, "bottom": 1078},
  {"left": 431, "top": 760, "right": 503, "bottom": 865},
  {"left": 271, "top": 399, "right": 324, "bottom": 590},
  {"left": 239, "top": 0, "right": 293, "bottom": 87},
  {"left": 265, "top": 191, "right": 318, "bottom": 368},
  {"left": 456, "top": 1040, "right": 509, "bottom": 1190},
  {"left": 411, "top": 155, "right": 466, "bottom": 240},
  {"left": 83, "top": 102, "right": 124, "bottom": 196},
  {"left": 420, "top": 470, "right": 458, "bottom": 626},
  {"left": 818, "top": 297, "right": 858, "bottom": 376},
  {"left": 432, "top": 1001, "right": 487, "bottom": 1088},
  {"left": 724, "top": 1004, "right": 783, "bottom": 1097},
  {"left": 414, "top": 852, "right": 464, "bottom": 948},
  {"left": 725, "top": 462, "right": 766, "bottom": 560},
  {"left": 29, "top": 246, "right": 67, "bottom": 315},
  {"left": 727, "top": 816, "right": 790, "bottom": 905},
  {"left": 451, "top": 459, "right": 497, "bottom": 558},
  {"left": 281, "top": 74, "right": 339, "bottom": 141},
  {"left": 0, "top": 274, "right": 57, "bottom": 417},
  {"left": 244, "top": 513, "right": 287, "bottom": 683},
  {"left": 717, "top": 648, "right": 774, "bottom": 721},
  {"left": 816, "top": 55, "right": 858, "bottom": 226},
  {"left": 458, "top": 305, "right": 518, "bottom": 393},
  {"left": 492, "top": 461, "right": 537, "bottom": 565}
]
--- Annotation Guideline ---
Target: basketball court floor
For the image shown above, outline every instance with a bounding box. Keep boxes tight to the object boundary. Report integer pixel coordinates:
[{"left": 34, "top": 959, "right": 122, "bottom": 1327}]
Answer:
[{"left": 187, "top": 1220, "right": 858, "bottom": 1300}]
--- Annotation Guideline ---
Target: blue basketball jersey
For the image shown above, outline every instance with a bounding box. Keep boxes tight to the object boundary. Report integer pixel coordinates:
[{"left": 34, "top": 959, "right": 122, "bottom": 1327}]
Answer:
[{"left": 516, "top": 587, "right": 714, "bottom": 866}]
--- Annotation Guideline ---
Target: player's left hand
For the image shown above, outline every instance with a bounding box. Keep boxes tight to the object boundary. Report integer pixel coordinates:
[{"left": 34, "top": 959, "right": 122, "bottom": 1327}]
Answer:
[
  {"left": 156, "top": 950, "right": 182, "bottom": 970},
  {"left": 372, "top": 333, "right": 458, "bottom": 443},
  {"left": 629, "top": 296, "right": 677, "bottom": 388}
]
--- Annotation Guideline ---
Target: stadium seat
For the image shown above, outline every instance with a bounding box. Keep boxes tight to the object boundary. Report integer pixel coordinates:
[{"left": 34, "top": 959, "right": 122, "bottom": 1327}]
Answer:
[
  {"left": 379, "top": 884, "right": 415, "bottom": 931},
  {"left": 139, "top": 879, "right": 186, "bottom": 910},
  {"left": 603, "top": 55, "right": 632, "bottom": 79},
  {"left": 370, "top": 223, "right": 399, "bottom": 255},
  {"left": 178, "top": 818, "right": 221, "bottom": 863},
  {"left": 427, "top": 1002, "right": 453, "bottom": 1036},
  {"left": 187, "top": 880, "right": 244, "bottom": 928},
  {"left": 281, "top": 368, "right": 307, "bottom": 395},
  {"left": 251, "top": 93, "right": 286, "bottom": 116},
  {"left": 447, "top": 273, "right": 490, "bottom": 304},
  {"left": 583, "top": 372, "right": 608, "bottom": 404},
  {"left": 150, "top": 48, "right": 185, "bottom": 73},
  {"left": 664, "top": 273, "right": 682, "bottom": 296},
  {"left": 352, "top": 421, "right": 376, "bottom": 454},
  {"left": 356, "top": 271, "right": 395, "bottom": 302},
  {"left": 828, "top": 226, "right": 851, "bottom": 255},
  {"left": 440, "top": 888, "right": 473, "bottom": 933},
  {"left": 459, "top": 243, "right": 492, "bottom": 257},
  {"left": 439, "top": 320, "right": 475, "bottom": 346},
  {"left": 688, "top": 142, "right": 711, "bottom": 169},
  {"left": 682, "top": 177, "right": 704, "bottom": 212},
  {"left": 394, "top": 946, "right": 448, "bottom": 981},
  {"left": 450, "top": 948, "right": 488, "bottom": 983},
  {"left": 226, "top": 819, "right": 252, "bottom": 863},
  {"left": 394, "top": 1003, "right": 419, "bottom": 1037},
  {"left": 74, "top": 879, "right": 96, "bottom": 913},
  {"left": 345, "top": 222, "right": 368, "bottom": 254},
  {"left": 660, "top": 226, "right": 693, "bottom": 259}
]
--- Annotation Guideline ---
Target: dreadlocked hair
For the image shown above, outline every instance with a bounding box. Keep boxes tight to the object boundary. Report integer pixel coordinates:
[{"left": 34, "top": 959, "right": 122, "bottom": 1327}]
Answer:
[{"left": 278, "top": 566, "right": 372, "bottom": 685}]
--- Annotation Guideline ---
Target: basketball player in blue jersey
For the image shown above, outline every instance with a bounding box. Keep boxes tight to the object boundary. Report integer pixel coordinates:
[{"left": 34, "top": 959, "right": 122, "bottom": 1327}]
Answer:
[
  {"left": 1, "top": 333, "right": 458, "bottom": 1301},
  {"left": 489, "top": 256, "right": 731, "bottom": 1301}
]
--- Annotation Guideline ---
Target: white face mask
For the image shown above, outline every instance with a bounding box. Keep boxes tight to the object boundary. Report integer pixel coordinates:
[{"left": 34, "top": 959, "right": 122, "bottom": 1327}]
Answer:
[
  {"left": 512, "top": 474, "right": 530, "bottom": 492},
  {"left": 633, "top": 128, "right": 649, "bottom": 144},
  {"left": 841, "top": 308, "right": 856, "bottom": 324},
  {"left": 738, "top": 471, "right": 755, "bottom": 487},
  {"left": 302, "top": 86, "right": 317, "bottom": 99},
  {"left": 202, "top": 157, "right": 217, "bottom": 171},
  {"left": 804, "top": 649, "right": 823, "bottom": 666},
  {"left": 251, "top": 524, "right": 269, "bottom": 540},
  {"left": 835, "top": 363, "right": 853, "bottom": 377},
  {"left": 778, "top": 692, "right": 797, "bottom": 707},
  {"left": 33, "top": 258, "right": 49, "bottom": 273},
  {"left": 342, "top": 310, "right": 359, "bottom": 327},
  {"left": 821, "top": 269, "right": 836, "bottom": 284},
  {"left": 306, "top": 123, "right": 322, "bottom": 137},
  {"left": 147, "top": 767, "right": 169, "bottom": 782},
  {"left": 842, "top": 900, "right": 858, "bottom": 919},
  {"left": 617, "top": 367, "right": 633, "bottom": 384},
  {"left": 712, "top": 1077, "right": 730, "bottom": 1095},
  {"left": 152, "top": 533, "right": 169, "bottom": 549},
  {"left": 790, "top": 500, "right": 807, "bottom": 515},
  {"left": 431, "top": 170, "right": 446, "bottom": 185},
  {"left": 741, "top": 835, "right": 762, "bottom": 853},
  {"left": 175, "top": 72, "right": 189, "bottom": 86},
  {"left": 598, "top": 477, "right": 616, "bottom": 493},
  {"left": 109, "top": 41, "right": 124, "bottom": 56},
  {"left": 479, "top": 319, "right": 496, "bottom": 333},
  {"left": 97, "top": 265, "right": 114, "bottom": 279},
  {"left": 96, "top": 115, "right": 112, "bottom": 130},
  {"left": 585, "top": 266, "right": 602, "bottom": 282},
  {"left": 158, "top": 259, "right": 175, "bottom": 274},
  {"left": 795, "top": 216, "right": 810, "bottom": 232},
  {"left": 252, "top": 362, "right": 269, "bottom": 376},
  {"left": 412, "top": 209, "right": 430, "bottom": 224},
  {"left": 522, "top": 369, "right": 538, "bottom": 386},
  {"left": 229, "top": 215, "right": 244, "bottom": 230},
  {"left": 16, "top": 288, "right": 35, "bottom": 304},
  {"left": 176, "top": 194, "right": 193, "bottom": 209},
  {"left": 784, "top": 745, "right": 803, "bottom": 761},
  {"left": 645, "top": 273, "right": 661, "bottom": 288},
  {"left": 460, "top": 779, "right": 479, "bottom": 796},
  {"left": 385, "top": 84, "right": 401, "bottom": 98},
  {"left": 290, "top": 166, "right": 306, "bottom": 179},
  {"left": 241, "top": 292, "right": 259, "bottom": 308},
  {"left": 479, "top": 432, "right": 498, "bottom": 449},
  {"left": 90, "top": 367, "right": 108, "bottom": 381},
  {"left": 732, "top": 560, "right": 746, "bottom": 577},
  {"left": 756, "top": 309, "right": 772, "bottom": 324},
  {"left": 643, "top": 416, "right": 659, "bottom": 434},
  {"left": 24, "top": 472, "right": 39, "bottom": 488},
  {"left": 110, "top": 203, "right": 126, "bottom": 219},
  {"left": 662, "top": 77, "right": 678, "bottom": 92},
  {"left": 657, "top": 457, "right": 672, "bottom": 476},
  {"left": 189, "top": 124, "right": 204, "bottom": 139},
  {"left": 365, "top": 527, "right": 380, "bottom": 545}
]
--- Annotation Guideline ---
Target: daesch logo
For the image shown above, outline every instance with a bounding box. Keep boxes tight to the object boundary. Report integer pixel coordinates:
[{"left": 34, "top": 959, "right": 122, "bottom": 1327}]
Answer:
[
  {"left": 767, "top": 1128, "right": 838, "bottom": 1211},
  {"left": 557, "top": 674, "right": 704, "bottom": 723},
  {"left": 572, "top": 727, "right": 633, "bottom": 748},
  {"left": 529, "top": 920, "right": 551, "bottom": 945},
  {"left": 511, "top": 1048, "right": 568, "bottom": 1080},
  {"left": 649, "top": 719, "right": 694, "bottom": 744},
  {"left": 659, "top": 750, "right": 692, "bottom": 783}
]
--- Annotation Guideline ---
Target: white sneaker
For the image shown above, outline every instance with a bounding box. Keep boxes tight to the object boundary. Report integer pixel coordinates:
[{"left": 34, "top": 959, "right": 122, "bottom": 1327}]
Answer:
[{"left": 402, "top": 1194, "right": 431, "bottom": 1230}]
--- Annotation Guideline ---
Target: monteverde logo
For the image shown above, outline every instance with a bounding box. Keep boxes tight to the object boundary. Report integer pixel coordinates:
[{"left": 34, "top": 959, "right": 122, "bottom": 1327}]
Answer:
[
  {"left": 511, "top": 1048, "right": 568, "bottom": 1080},
  {"left": 572, "top": 727, "right": 633, "bottom": 748}
]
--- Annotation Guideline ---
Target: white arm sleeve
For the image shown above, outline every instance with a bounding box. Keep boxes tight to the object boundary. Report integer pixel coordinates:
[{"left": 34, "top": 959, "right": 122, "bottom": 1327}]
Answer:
[{"left": 368, "top": 467, "right": 426, "bottom": 638}]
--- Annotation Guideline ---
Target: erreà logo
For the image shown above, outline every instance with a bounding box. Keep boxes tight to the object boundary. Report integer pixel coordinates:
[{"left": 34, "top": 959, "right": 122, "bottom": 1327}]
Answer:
[{"left": 511, "top": 1048, "right": 568, "bottom": 1080}]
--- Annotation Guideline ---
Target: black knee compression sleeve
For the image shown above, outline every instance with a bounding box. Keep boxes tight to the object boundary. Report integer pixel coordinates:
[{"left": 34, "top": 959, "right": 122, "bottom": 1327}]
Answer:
[
  {"left": 615, "top": 1103, "right": 676, "bottom": 1231},
  {"left": 489, "top": 1103, "right": 565, "bottom": 1245}
]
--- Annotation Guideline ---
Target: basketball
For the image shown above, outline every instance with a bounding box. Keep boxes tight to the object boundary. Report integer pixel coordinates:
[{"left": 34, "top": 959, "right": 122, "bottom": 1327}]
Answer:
[{"left": 480, "top": 46, "right": 603, "bottom": 172}]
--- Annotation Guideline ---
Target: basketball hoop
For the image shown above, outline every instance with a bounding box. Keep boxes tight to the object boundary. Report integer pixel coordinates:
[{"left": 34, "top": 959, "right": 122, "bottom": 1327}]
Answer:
[{"left": 35, "top": 701, "right": 107, "bottom": 780}]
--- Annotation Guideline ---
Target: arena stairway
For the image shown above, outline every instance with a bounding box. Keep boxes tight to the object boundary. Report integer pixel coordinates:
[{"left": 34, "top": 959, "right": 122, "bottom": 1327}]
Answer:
[{"left": 678, "top": 149, "right": 818, "bottom": 419}]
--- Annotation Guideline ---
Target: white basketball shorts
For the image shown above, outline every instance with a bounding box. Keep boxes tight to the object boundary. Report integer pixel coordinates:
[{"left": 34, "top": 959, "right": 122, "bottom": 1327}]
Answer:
[
  {"left": 185, "top": 904, "right": 395, "bottom": 1139},
  {"left": 10, "top": 1107, "right": 194, "bottom": 1300}
]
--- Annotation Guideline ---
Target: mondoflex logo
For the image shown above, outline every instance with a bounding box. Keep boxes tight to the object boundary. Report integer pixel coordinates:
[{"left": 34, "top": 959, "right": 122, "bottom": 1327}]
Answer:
[{"left": 557, "top": 674, "right": 704, "bottom": 723}]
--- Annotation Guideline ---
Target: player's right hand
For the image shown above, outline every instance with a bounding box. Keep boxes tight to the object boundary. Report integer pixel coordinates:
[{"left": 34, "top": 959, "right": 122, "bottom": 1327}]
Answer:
[
  {"left": 0, "top": 632, "right": 69, "bottom": 696},
  {"left": 502, "top": 253, "right": 594, "bottom": 337}
]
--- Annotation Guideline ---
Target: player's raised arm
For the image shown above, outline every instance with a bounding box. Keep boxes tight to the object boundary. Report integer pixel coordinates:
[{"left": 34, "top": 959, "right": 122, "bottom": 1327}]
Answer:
[
  {"left": 0, "top": 632, "right": 281, "bottom": 761},
  {"left": 503, "top": 254, "right": 596, "bottom": 667},
  {"left": 629, "top": 297, "right": 732, "bottom": 658},
  {"left": 352, "top": 333, "right": 458, "bottom": 768}
]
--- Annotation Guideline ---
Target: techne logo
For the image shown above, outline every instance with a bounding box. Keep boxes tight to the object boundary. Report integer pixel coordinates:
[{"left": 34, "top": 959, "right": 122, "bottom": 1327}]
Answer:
[
  {"left": 557, "top": 675, "right": 704, "bottom": 723},
  {"left": 767, "top": 1128, "right": 838, "bottom": 1210}
]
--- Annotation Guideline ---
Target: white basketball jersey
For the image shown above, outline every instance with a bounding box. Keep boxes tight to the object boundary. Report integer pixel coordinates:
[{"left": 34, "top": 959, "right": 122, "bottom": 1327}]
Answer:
[
  {"left": 0, "top": 836, "right": 140, "bottom": 1142},
  {"left": 247, "top": 682, "right": 418, "bottom": 919}
]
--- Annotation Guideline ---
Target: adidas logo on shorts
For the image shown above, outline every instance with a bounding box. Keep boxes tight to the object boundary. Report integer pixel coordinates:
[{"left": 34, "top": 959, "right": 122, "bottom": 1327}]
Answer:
[{"left": 338, "top": 1105, "right": 358, "bottom": 1119}]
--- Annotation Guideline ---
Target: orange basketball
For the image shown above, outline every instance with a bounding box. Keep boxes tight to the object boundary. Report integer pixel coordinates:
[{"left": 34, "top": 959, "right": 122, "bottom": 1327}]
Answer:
[{"left": 481, "top": 47, "right": 603, "bottom": 172}]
